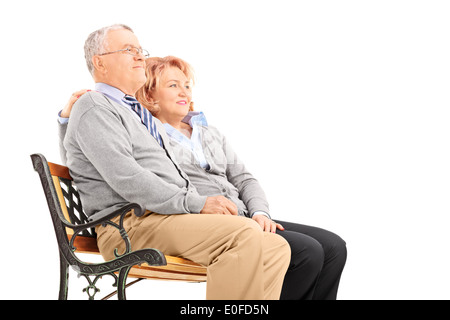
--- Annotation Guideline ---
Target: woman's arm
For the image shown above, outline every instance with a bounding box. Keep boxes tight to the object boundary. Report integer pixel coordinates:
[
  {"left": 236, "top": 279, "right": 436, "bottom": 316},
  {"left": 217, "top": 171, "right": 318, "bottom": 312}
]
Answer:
[
  {"left": 219, "top": 130, "right": 284, "bottom": 232},
  {"left": 58, "top": 90, "right": 91, "bottom": 164},
  {"left": 61, "top": 90, "right": 91, "bottom": 118}
]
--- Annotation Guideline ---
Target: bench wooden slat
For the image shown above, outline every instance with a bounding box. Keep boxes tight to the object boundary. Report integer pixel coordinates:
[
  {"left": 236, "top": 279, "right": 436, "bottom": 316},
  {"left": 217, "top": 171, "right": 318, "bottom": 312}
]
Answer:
[
  {"left": 127, "top": 266, "right": 206, "bottom": 282},
  {"left": 48, "top": 162, "right": 72, "bottom": 180},
  {"left": 68, "top": 234, "right": 207, "bottom": 281},
  {"left": 68, "top": 234, "right": 100, "bottom": 254}
]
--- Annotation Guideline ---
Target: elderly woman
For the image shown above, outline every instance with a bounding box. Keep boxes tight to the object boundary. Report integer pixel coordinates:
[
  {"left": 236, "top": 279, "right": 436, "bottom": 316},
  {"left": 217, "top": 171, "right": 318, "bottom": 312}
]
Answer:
[{"left": 58, "top": 56, "right": 346, "bottom": 300}]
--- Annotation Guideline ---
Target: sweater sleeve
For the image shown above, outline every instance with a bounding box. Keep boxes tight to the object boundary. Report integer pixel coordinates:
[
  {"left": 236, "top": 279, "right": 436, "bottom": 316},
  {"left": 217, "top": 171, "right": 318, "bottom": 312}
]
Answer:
[{"left": 219, "top": 130, "right": 271, "bottom": 218}]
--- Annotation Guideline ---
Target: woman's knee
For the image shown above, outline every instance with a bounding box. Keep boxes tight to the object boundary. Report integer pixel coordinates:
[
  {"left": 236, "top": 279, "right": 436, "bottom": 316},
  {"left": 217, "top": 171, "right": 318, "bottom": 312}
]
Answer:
[
  {"left": 288, "top": 235, "right": 324, "bottom": 273},
  {"left": 327, "top": 233, "right": 347, "bottom": 267}
]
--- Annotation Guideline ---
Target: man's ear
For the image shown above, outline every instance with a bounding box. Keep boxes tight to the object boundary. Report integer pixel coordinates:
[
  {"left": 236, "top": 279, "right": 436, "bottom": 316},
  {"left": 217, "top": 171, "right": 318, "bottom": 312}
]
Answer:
[{"left": 92, "top": 55, "right": 107, "bottom": 74}]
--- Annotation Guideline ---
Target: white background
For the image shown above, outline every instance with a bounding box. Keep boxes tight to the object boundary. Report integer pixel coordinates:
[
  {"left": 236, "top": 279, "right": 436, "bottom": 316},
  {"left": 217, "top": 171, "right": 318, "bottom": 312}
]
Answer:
[{"left": 1, "top": 0, "right": 449, "bottom": 300}]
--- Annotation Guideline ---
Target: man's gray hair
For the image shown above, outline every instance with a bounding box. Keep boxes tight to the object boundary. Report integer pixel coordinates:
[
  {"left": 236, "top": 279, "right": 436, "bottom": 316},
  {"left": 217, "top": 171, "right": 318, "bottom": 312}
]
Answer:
[{"left": 84, "top": 24, "right": 134, "bottom": 76}]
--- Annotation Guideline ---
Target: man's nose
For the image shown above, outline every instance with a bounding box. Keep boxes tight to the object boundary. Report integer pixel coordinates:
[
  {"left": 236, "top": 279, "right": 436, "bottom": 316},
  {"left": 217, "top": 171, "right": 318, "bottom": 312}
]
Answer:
[{"left": 134, "top": 52, "right": 145, "bottom": 60}]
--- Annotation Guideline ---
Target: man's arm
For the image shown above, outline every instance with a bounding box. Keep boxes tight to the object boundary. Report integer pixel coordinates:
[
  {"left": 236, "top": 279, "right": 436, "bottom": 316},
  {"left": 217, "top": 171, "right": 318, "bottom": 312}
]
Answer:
[{"left": 69, "top": 103, "right": 207, "bottom": 215}]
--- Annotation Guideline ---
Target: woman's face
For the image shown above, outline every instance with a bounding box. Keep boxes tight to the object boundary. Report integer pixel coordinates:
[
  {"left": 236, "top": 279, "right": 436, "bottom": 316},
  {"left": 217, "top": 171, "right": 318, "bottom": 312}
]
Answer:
[{"left": 153, "top": 66, "right": 192, "bottom": 122}]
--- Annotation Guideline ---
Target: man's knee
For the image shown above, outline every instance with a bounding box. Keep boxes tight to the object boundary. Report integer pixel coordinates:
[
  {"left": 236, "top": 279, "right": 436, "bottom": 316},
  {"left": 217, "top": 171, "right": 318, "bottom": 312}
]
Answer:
[
  {"left": 273, "top": 233, "right": 291, "bottom": 256},
  {"left": 232, "top": 219, "right": 290, "bottom": 259},
  {"left": 263, "top": 232, "right": 292, "bottom": 270}
]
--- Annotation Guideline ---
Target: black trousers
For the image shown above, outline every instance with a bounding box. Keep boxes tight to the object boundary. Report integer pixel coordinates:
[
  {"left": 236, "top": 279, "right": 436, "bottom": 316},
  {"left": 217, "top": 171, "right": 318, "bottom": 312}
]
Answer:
[{"left": 274, "top": 220, "right": 347, "bottom": 300}]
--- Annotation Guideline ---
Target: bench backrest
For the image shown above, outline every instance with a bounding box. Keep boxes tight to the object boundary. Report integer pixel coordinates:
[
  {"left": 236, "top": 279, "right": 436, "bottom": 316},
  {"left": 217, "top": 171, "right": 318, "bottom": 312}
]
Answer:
[
  {"left": 47, "top": 162, "right": 94, "bottom": 237},
  {"left": 31, "top": 154, "right": 96, "bottom": 244}
]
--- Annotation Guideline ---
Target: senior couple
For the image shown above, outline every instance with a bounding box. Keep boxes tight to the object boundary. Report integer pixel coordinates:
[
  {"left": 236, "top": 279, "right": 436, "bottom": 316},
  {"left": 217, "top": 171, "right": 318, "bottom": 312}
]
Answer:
[{"left": 59, "top": 24, "right": 346, "bottom": 300}]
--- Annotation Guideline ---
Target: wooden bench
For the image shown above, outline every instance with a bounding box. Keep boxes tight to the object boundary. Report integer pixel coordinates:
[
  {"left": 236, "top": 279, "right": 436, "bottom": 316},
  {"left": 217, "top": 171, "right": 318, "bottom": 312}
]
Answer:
[{"left": 31, "top": 153, "right": 206, "bottom": 300}]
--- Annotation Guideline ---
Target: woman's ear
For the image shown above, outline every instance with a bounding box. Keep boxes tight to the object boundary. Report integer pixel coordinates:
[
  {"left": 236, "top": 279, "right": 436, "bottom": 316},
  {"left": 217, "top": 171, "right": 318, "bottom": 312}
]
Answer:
[{"left": 189, "top": 101, "right": 194, "bottom": 111}]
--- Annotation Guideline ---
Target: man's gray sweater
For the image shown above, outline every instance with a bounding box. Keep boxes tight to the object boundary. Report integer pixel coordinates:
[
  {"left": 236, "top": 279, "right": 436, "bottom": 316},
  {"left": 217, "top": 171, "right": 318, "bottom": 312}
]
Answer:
[{"left": 63, "top": 91, "right": 207, "bottom": 219}]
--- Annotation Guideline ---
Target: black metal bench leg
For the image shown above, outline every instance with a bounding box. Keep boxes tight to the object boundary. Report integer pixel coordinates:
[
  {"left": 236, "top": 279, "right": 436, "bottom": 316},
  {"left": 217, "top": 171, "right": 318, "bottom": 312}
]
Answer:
[
  {"left": 58, "top": 252, "right": 69, "bottom": 300},
  {"left": 117, "top": 266, "right": 132, "bottom": 300}
]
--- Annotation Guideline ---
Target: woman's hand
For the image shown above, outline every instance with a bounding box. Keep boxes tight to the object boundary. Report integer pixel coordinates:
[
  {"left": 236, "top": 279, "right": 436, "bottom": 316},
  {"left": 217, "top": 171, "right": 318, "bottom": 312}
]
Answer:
[
  {"left": 60, "top": 89, "right": 91, "bottom": 118},
  {"left": 252, "top": 215, "right": 284, "bottom": 233}
]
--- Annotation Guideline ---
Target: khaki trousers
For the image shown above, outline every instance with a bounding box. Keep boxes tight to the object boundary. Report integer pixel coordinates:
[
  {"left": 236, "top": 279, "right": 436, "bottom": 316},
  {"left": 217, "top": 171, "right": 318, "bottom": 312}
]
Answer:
[{"left": 95, "top": 212, "right": 291, "bottom": 300}]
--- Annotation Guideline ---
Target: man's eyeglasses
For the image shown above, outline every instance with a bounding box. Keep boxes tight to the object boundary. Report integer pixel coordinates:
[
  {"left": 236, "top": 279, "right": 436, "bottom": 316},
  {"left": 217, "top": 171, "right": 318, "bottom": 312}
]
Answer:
[{"left": 98, "top": 46, "right": 150, "bottom": 58}]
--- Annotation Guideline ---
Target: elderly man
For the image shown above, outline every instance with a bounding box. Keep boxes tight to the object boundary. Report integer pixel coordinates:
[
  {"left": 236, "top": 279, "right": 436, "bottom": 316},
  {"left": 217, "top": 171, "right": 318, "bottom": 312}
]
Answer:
[{"left": 62, "top": 24, "right": 291, "bottom": 300}]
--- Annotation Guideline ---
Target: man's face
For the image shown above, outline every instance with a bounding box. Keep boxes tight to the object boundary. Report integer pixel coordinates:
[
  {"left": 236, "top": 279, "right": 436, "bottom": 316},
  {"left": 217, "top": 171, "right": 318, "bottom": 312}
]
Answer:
[{"left": 96, "top": 29, "right": 147, "bottom": 95}]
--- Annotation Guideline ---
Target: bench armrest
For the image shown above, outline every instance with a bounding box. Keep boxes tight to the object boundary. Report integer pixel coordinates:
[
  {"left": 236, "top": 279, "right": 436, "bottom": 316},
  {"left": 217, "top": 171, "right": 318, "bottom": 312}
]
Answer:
[{"left": 62, "top": 203, "right": 145, "bottom": 236}]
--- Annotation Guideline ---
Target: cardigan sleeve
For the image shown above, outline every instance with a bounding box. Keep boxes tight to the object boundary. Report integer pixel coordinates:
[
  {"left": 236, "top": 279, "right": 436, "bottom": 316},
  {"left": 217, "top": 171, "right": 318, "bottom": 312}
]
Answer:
[{"left": 215, "top": 128, "right": 271, "bottom": 218}]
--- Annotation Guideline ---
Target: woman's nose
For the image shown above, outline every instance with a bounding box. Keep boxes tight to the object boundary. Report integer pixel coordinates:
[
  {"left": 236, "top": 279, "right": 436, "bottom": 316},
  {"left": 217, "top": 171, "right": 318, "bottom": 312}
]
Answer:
[{"left": 179, "top": 88, "right": 188, "bottom": 97}]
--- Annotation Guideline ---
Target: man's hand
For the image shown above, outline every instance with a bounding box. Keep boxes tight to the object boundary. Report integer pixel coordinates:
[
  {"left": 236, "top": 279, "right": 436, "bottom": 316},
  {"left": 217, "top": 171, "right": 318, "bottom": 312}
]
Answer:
[
  {"left": 200, "top": 196, "right": 238, "bottom": 215},
  {"left": 252, "top": 215, "right": 284, "bottom": 233}
]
